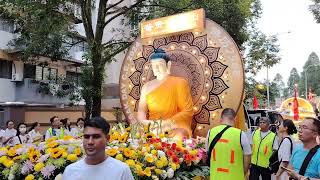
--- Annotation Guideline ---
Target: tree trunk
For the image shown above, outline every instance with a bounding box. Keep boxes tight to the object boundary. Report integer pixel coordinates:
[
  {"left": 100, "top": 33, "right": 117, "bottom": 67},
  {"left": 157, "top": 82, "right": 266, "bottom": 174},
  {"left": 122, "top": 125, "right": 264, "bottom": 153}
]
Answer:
[{"left": 91, "top": 49, "right": 103, "bottom": 117}]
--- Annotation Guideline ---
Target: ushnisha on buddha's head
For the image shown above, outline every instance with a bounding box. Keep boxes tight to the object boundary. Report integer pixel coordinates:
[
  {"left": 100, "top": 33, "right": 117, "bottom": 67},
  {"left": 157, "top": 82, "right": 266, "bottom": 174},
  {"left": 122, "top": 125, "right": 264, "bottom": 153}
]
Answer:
[{"left": 150, "top": 49, "right": 171, "bottom": 80}]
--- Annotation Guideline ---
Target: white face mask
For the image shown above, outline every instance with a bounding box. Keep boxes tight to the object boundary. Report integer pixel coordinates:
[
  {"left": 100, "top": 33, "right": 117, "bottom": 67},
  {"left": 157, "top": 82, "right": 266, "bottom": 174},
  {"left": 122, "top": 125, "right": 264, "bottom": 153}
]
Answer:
[
  {"left": 78, "top": 126, "right": 84, "bottom": 131},
  {"left": 19, "top": 127, "right": 27, "bottom": 134}
]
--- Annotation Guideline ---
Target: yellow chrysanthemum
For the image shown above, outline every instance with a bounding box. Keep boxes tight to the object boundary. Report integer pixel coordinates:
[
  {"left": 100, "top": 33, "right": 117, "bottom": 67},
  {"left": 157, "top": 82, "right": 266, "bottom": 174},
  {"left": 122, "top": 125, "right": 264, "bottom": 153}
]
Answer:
[
  {"left": 27, "top": 147, "right": 35, "bottom": 155},
  {"left": 0, "top": 147, "right": 8, "bottom": 154},
  {"left": 170, "top": 163, "right": 177, "bottom": 171},
  {"left": 144, "top": 167, "right": 152, "bottom": 177},
  {"left": 190, "top": 150, "right": 198, "bottom": 156},
  {"left": 28, "top": 150, "right": 41, "bottom": 163},
  {"left": 13, "top": 155, "right": 22, "bottom": 161},
  {"left": 7, "top": 148, "right": 16, "bottom": 157},
  {"left": 160, "top": 156, "right": 168, "bottom": 166},
  {"left": 155, "top": 169, "right": 163, "bottom": 175},
  {"left": 13, "top": 144, "right": 22, "bottom": 149},
  {"left": 125, "top": 159, "right": 135, "bottom": 167},
  {"left": 50, "top": 148, "right": 63, "bottom": 159},
  {"left": 159, "top": 133, "right": 165, "bottom": 139},
  {"left": 0, "top": 156, "right": 8, "bottom": 163},
  {"left": 115, "top": 154, "right": 124, "bottom": 161},
  {"left": 25, "top": 174, "right": 35, "bottom": 180},
  {"left": 135, "top": 164, "right": 144, "bottom": 176},
  {"left": 123, "top": 148, "right": 133, "bottom": 158},
  {"left": 106, "top": 149, "right": 117, "bottom": 157},
  {"left": 151, "top": 150, "right": 157, "bottom": 156},
  {"left": 67, "top": 154, "right": 78, "bottom": 162},
  {"left": 63, "top": 135, "right": 73, "bottom": 141},
  {"left": 46, "top": 137, "right": 57, "bottom": 143},
  {"left": 125, "top": 127, "right": 131, "bottom": 132},
  {"left": 74, "top": 147, "right": 82, "bottom": 156},
  {"left": 145, "top": 154, "right": 154, "bottom": 163},
  {"left": 110, "top": 132, "right": 120, "bottom": 142},
  {"left": 155, "top": 160, "right": 164, "bottom": 169},
  {"left": 62, "top": 152, "right": 68, "bottom": 158},
  {"left": 118, "top": 133, "right": 129, "bottom": 143},
  {"left": 47, "top": 141, "right": 59, "bottom": 148},
  {"left": 34, "top": 162, "right": 45, "bottom": 172},
  {"left": 145, "top": 132, "right": 155, "bottom": 139},
  {"left": 3, "top": 159, "right": 14, "bottom": 168}
]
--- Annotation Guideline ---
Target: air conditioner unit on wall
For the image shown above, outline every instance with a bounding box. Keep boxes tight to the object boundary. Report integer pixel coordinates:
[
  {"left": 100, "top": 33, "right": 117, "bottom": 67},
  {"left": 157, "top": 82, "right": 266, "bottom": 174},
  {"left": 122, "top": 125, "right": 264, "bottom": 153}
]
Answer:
[
  {"left": 11, "top": 73, "right": 23, "bottom": 81},
  {"left": 11, "top": 61, "right": 24, "bottom": 81}
]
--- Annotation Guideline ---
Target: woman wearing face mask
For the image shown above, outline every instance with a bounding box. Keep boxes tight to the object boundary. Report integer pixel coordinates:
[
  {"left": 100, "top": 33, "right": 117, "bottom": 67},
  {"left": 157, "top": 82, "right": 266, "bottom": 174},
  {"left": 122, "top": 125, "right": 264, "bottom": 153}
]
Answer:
[
  {"left": 12, "top": 123, "right": 32, "bottom": 146},
  {"left": 28, "top": 122, "right": 43, "bottom": 143},
  {"left": 71, "top": 118, "right": 85, "bottom": 138}
]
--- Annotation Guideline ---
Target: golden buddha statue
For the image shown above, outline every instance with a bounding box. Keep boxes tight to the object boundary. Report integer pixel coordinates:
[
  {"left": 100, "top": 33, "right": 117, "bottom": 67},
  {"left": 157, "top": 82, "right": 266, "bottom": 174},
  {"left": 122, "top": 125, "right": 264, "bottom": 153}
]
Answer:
[{"left": 137, "top": 49, "right": 194, "bottom": 138}]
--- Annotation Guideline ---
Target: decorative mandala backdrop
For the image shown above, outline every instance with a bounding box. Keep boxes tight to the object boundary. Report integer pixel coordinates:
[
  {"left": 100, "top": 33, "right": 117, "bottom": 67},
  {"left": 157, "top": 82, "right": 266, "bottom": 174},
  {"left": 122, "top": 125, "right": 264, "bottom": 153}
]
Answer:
[{"left": 120, "top": 20, "right": 244, "bottom": 137}]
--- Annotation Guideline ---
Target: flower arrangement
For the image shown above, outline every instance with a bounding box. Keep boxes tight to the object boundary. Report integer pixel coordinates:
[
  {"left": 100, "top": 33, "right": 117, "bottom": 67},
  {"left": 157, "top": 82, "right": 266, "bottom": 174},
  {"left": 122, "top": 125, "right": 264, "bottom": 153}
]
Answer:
[{"left": 0, "top": 123, "right": 209, "bottom": 180}]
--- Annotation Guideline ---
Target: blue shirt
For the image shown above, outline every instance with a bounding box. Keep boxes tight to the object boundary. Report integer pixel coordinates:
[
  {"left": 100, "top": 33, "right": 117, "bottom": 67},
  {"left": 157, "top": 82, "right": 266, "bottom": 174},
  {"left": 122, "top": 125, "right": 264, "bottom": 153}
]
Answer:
[{"left": 290, "top": 144, "right": 320, "bottom": 178}]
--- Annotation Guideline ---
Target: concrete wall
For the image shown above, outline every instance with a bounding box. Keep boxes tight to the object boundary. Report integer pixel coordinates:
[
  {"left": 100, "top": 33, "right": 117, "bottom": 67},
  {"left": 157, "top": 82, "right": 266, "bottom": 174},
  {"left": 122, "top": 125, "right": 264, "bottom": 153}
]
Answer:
[
  {"left": 0, "top": 31, "right": 15, "bottom": 49},
  {"left": 0, "top": 78, "right": 15, "bottom": 102},
  {"left": 15, "top": 78, "right": 70, "bottom": 104}
]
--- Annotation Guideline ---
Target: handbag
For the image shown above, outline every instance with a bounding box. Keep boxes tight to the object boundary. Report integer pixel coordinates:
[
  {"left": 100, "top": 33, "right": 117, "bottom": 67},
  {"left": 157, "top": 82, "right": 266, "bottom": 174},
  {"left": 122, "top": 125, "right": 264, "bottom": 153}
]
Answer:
[{"left": 269, "top": 137, "right": 293, "bottom": 173}]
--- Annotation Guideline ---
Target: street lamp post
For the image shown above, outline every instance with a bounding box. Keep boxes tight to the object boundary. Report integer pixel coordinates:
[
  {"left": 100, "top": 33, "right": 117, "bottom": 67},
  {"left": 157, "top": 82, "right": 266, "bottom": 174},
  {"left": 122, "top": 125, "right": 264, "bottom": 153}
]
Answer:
[
  {"left": 305, "top": 64, "right": 320, "bottom": 99},
  {"left": 267, "top": 65, "right": 270, "bottom": 108}
]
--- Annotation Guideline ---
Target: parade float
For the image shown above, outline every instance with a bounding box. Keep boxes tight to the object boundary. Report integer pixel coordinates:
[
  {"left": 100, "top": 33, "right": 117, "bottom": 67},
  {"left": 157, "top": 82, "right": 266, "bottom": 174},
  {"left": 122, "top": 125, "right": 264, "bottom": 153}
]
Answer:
[
  {"left": 279, "top": 97, "right": 315, "bottom": 122},
  {"left": 0, "top": 9, "right": 246, "bottom": 180},
  {"left": 119, "top": 9, "right": 245, "bottom": 138}
]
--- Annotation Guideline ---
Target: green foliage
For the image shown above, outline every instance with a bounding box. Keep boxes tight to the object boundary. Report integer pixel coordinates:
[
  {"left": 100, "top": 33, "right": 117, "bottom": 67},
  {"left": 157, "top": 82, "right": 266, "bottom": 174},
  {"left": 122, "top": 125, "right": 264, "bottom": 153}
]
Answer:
[
  {"left": 245, "top": 32, "right": 280, "bottom": 74},
  {"left": 286, "top": 68, "right": 300, "bottom": 97},
  {"left": 299, "top": 52, "right": 320, "bottom": 96},
  {"left": 309, "top": 0, "right": 320, "bottom": 23},
  {"left": 0, "top": 0, "right": 78, "bottom": 61}
]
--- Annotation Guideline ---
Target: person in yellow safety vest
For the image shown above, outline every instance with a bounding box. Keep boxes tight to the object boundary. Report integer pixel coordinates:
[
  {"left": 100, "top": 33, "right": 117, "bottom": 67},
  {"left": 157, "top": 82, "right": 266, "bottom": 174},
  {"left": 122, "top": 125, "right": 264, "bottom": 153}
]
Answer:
[
  {"left": 206, "top": 108, "right": 252, "bottom": 180},
  {"left": 45, "top": 116, "right": 65, "bottom": 140},
  {"left": 249, "top": 117, "right": 279, "bottom": 180}
]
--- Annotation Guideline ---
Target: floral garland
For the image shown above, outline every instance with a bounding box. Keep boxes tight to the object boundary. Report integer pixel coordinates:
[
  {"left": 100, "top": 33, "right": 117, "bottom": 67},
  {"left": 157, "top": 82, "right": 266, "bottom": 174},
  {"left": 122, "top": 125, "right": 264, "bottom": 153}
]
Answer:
[{"left": 0, "top": 123, "right": 209, "bottom": 180}]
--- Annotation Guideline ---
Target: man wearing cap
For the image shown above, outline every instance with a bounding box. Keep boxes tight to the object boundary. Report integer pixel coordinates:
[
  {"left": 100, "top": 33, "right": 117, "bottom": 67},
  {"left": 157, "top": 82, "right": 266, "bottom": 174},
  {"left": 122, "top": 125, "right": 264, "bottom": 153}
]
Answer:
[
  {"left": 137, "top": 49, "right": 194, "bottom": 138},
  {"left": 249, "top": 117, "right": 279, "bottom": 180}
]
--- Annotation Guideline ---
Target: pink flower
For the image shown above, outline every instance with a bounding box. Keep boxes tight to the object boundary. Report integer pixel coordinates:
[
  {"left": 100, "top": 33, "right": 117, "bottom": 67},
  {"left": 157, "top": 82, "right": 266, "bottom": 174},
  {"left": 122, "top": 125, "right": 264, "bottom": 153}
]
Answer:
[
  {"left": 41, "top": 165, "right": 56, "bottom": 178},
  {"left": 21, "top": 160, "right": 34, "bottom": 175}
]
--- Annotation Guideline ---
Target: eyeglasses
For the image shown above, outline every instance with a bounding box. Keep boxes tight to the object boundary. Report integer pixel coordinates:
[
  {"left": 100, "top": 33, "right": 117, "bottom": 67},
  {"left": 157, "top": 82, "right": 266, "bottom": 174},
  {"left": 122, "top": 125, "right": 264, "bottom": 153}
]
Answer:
[{"left": 298, "top": 125, "right": 316, "bottom": 132}]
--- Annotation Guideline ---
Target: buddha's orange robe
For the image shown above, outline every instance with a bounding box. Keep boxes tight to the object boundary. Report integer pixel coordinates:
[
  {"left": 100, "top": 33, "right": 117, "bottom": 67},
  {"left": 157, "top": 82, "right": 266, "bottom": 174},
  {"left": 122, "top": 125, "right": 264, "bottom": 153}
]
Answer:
[{"left": 146, "top": 76, "right": 194, "bottom": 136}]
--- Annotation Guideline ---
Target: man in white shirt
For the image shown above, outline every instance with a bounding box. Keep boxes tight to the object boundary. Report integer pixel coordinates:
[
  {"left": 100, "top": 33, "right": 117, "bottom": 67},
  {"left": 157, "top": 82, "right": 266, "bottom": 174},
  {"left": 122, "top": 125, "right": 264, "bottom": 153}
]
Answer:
[
  {"left": 3, "top": 120, "right": 17, "bottom": 146},
  {"left": 63, "top": 117, "right": 134, "bottom": 180}
]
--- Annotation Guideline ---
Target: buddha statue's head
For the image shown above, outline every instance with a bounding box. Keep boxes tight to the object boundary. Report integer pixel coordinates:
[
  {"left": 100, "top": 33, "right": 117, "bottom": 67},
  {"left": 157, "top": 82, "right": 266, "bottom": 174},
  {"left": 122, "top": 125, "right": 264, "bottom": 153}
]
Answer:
[{"left": 150, "top": 49, "right": 171, "bottom": 80}]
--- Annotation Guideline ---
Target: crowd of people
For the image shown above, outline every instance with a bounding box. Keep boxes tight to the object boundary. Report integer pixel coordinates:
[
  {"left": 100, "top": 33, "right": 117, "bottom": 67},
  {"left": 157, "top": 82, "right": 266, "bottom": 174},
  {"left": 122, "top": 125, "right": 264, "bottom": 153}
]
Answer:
[
  {"left": 0, "top": 116, "right": 85, "bottom": 147},
  {"left": 206, "top": 108, "right": 320, "bottom": 180},
  {"left": 1, "top": 111, "right": 320, "bottom": 180}
]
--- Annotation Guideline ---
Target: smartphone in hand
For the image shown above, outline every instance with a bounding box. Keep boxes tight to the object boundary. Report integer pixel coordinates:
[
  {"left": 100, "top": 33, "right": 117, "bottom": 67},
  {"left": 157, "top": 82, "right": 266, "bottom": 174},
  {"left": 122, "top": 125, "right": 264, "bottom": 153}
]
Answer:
[{"left": 280, "top": 166, "right": 291, "bottom": 171}]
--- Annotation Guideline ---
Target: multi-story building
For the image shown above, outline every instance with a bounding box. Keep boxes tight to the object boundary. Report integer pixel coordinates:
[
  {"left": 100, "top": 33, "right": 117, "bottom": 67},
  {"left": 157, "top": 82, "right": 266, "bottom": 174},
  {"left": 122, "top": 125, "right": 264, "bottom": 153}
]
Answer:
[
  {"left": 0, "top": 1, "right": 137, "bottom": 129},
  {"left": 0, "top": 5, "right": 86, "bottom": 128}
]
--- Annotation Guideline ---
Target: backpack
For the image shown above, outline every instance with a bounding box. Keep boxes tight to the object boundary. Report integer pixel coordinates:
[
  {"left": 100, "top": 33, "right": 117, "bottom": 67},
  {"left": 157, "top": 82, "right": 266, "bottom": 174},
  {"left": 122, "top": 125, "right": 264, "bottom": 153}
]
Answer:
[{"left": 269, "top": 137, "right": 293, "bottom": 173}]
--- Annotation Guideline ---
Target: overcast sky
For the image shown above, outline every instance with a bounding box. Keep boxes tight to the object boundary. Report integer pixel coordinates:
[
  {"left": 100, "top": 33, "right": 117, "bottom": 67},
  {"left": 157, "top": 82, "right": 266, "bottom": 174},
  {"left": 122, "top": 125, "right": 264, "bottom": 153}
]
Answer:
[{"left": 254, "top": 0, "right": 320, "bottom": 84}]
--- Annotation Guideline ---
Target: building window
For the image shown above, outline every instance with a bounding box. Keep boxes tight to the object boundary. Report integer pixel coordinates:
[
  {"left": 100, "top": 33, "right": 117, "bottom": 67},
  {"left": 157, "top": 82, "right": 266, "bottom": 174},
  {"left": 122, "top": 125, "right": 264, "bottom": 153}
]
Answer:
[
  {"left": 24, "top": 64, "right": 36, "bottom": 79},
  {"left": 0, "top": 60, "right": 12, "bottom": 79},
  {"left": 66, "top": 71, "right": 81, "bottom": 85},
  {"left": 0, "top": 18, "right": 14, "bottom": 33},
  {"left": 35, "top": 66, "right": 58, "bottom": 81}
]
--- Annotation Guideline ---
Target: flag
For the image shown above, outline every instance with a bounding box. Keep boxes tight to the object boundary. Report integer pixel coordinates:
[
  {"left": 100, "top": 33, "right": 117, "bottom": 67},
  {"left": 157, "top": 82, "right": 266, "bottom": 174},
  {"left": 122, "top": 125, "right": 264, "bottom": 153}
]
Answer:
[
  {"left": 293, "top": 87, "right": 299, "bottom": 121},
  {"left": 253, "top": 95, "right": 259, "bottom": 110}
]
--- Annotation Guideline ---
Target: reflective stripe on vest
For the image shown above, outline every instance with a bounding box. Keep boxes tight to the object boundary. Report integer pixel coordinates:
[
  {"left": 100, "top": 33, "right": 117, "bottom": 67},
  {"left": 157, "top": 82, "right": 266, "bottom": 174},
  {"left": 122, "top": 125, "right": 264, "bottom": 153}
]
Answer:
[
  {"left": 208, "top": 125, "right": 244, "bottom": 180},
  {"left": 251, "top": 129, "right": 276, "bottom": 168},
  {"left": 48, "top": 127, "right": 65, "bottom": 139}
]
